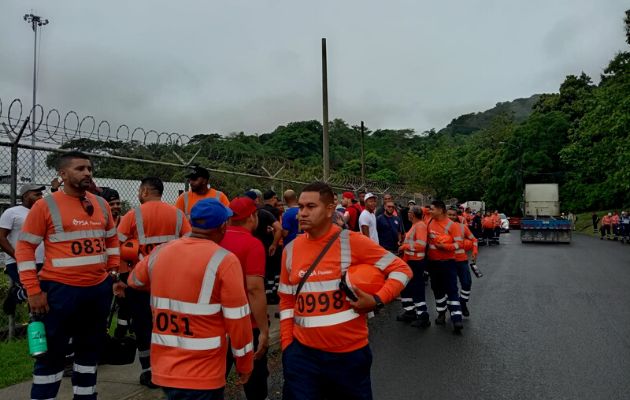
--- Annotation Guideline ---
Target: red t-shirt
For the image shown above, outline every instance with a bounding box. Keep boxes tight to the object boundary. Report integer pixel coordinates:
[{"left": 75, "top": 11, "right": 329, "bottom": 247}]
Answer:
[{"left": 220, "top": 226, "right": 266, "bottom": 328}]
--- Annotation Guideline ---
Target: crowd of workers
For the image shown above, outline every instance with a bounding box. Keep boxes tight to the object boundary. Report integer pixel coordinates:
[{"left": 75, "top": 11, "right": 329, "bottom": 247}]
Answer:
[
  {"left": 1, "top": 152, "right": 497, "bottom": 400},
  {"left": 591, "top": 211, "right": 630, "bottom": 243}
]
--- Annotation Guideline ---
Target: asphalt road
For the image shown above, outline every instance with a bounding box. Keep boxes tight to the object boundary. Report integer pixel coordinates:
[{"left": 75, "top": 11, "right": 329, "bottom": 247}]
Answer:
[{"left": 369, "top": 232, "right": 630, "bottom": 400}]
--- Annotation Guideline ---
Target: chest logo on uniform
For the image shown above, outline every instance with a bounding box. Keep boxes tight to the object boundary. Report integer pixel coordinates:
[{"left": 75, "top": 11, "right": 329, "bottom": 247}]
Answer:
[{"left": 297, "top": 269, "right": 334, "bottom": 278}]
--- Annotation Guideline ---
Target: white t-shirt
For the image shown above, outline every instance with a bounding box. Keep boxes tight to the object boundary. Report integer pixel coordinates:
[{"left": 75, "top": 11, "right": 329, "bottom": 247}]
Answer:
[
  {"left": 0, "top": 205, "right": 44, "bottom": 265},
  {"left": 359, "top": 210, "right": 379, "bottom": 244}
]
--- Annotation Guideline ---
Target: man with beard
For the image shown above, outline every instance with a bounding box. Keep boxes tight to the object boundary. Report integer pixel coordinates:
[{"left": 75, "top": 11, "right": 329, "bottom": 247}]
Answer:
[
  {"left": 16, "top": 151, "right": 120, "bottom": 400},
  {"left": 100, "top": 188, "right": 122, "bottom": 227},
  {"left": 175, "top": 166, "right": 229, "bottom": 218}
]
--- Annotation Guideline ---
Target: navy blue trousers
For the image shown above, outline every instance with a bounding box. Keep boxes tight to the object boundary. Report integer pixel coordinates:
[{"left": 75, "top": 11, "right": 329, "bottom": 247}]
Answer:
[
  {"left": 427, "top": 260, "right": 463, "bottom": 323},
  {"left": 162, "top": 387, "right": 224, "bottom": 400},
  {"left": 455, "top": 260, "right": 472, "bottom": 303},
  {"left": 283, "top": 340, "right": 373, "bottom": 400},
  {"left": 125, "top": 286, "right": 152, "bottom": 372},
  {"left": 399, "top": 259, "right": 428, "bottom": 317},
  {"left": 31, "top": 278, "right": 113, "bottom": 400}
]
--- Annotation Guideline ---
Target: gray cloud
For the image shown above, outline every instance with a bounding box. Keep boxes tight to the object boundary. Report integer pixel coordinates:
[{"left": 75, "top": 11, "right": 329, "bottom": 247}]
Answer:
[{"left": 1, "top": 0, "right": 628, "bottom": 138}]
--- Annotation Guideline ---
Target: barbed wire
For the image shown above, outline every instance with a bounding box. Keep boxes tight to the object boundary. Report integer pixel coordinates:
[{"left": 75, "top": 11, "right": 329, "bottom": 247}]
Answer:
[
  {"left": 0, "top": 97, "right": 424, "bottom": 200},
  {"left": 0, "top": 97, "right": 190, "bottom": 146}
]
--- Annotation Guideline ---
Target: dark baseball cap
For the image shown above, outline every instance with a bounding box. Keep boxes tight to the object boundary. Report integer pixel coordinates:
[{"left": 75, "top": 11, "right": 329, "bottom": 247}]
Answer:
[
  {"left": 190, "top": 198, "right": 233, "bottom": 229},
  {"left": 100, "top": 188, "right": 120, "bottom": 202},
  {"left": 185, "top": 166, "right": 210, "bottom": 180}
]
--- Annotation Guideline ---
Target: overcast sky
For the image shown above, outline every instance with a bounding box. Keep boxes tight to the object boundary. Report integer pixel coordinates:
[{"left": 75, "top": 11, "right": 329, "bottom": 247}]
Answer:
[{"left": 1, "top": 1, "right": 628, "bottom": 138}]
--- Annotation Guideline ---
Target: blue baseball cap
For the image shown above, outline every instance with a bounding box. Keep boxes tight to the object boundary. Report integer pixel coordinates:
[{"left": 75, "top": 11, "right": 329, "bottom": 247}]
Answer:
[{"left": 190, "top": 198, "right": 233, "bottom": 229}]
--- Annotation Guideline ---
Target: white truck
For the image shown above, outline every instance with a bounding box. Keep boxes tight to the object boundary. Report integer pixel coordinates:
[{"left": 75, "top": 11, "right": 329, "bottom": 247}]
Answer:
[{"left": 520, "top": 183, "right": 571, "bottom": 243}]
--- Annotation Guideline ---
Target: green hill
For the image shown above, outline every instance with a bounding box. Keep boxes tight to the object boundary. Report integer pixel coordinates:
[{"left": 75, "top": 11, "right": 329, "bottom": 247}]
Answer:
[{"left": 438, "top": 94, "right": 541, "bottom": 136}]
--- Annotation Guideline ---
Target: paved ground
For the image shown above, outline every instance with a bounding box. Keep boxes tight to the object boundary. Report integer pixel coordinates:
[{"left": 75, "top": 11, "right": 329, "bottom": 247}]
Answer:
[
  {"left": 370, "top": 232, "right": 630, "bottom": 400},
  {"left": 3, "top": 232, "right": 629, "bottom": 399}
]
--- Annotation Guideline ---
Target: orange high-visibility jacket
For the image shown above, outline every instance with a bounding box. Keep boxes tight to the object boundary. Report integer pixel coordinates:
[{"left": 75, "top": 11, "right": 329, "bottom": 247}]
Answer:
[
  {"left": 455, "top": 222, "right": 478, "bottom": 262},
  {"left": 127, "top": 237, "right": 253, "bottom": 390},
  {"left": 611, "top": 214, "right": 620, "bottom": 224},
  {"left": 117, "top": 201, "right": 191, "bottom": 272},
  {"left": 492, "top": 213, "right": 501, "bottom": 228},
  {"left": 399, "top": 220, "right": 428, "bottom": 261},
  {"left": 278, "top": 226, "right": 411, "bottom": 353},
  {"left": 601, "top": 215, "right": 612, "bottom": 225},
  {"left": 482, "top": 216, "right": 495, "bottom": 229},
  {"left": 426, "top": 217, "right": 459, "bottom": 261},
  {"left": 175, "top": 189, "right": 229, "bottom": 218},
  {"left": 15, "top": 191, "right": 119, "bottom": 296}
]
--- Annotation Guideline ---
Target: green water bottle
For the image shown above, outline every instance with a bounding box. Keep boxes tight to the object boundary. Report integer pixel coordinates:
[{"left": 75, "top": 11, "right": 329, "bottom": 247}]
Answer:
[{"left": 27, "top": 315, "right": 47, "bottom": 357}]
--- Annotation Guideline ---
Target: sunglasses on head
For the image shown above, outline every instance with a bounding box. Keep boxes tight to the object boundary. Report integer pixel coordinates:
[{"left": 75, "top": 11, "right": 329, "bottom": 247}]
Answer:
[{"left": 80, "top": 196, "right": 94, "bottom": 216}]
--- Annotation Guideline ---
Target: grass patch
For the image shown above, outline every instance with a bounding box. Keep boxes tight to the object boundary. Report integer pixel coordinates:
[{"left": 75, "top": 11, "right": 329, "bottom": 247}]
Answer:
[
  {"left": 0, "top": 338, "right": 33, "bottom": 388},
  {"left": 574, "top": 210, "right": 613, "bottom": 237}
]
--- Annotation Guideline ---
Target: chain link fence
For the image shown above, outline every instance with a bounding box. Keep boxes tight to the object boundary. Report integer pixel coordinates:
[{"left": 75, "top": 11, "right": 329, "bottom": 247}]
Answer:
[{"left": 0, "top": 97, "right": 426, "bottom": 340}]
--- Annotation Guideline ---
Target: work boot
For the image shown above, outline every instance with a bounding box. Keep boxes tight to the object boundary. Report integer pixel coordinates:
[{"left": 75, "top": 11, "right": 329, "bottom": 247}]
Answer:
[
  {"left": 461, "top": 302, "right": 470, "bottom": 317},
  {"left": 453, "top": 320, "right": 464, "bottom": 333},
  {"left": 435, "top": 312, "right": 446, "bottom": 325},
  {"left": 411, "top": 313, "right": 431, "bottom": 328},
  {"left": 396, "top": 309, "right": 417, "bottom": 323},
  {"left": 140, "top": 371, "right": 159, "bottom": 389}
]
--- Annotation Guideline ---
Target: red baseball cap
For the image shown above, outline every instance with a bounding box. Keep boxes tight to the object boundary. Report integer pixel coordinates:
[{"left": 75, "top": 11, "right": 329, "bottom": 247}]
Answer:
[
  {"left": 229, "top": 197, "right": 258, "bottom": 221},
  {"left": 342, "top": 191, "right": 355, "bottom": 200}
]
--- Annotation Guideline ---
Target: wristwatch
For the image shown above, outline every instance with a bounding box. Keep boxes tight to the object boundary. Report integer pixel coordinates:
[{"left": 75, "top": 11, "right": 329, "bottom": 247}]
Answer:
[{"left": 372, "top": 294, "right": 384, "bottom": 311}]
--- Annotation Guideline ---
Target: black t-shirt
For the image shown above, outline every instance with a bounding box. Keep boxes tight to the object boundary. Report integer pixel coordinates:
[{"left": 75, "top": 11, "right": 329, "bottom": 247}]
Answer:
[{"left": 254, "top": 207, "right": 277, "bottom": 249}]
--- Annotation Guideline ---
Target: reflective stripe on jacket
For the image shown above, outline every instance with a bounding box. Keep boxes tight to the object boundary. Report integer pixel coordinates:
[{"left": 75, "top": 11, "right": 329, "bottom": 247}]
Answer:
[
  {"left": 15, "top": 191, "right": 119, "bottom": 296},
  {"left": 278, "top": 226, "right": 411, "bottom": 353},
  {"left": 127, "top": 237, "right": 253, "bottom": 390}
]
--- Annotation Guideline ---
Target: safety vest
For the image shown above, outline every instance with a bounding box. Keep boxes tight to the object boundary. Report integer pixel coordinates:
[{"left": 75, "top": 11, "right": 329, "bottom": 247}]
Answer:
[
  {"left": 182, "top": 190, "right": 223, "bottom": 218},
  {"left": 455, "top": 222, "right": 478, "bottom": 261},
  {"left": 127, "top": 237, "right": 253, "bottom": 390},
  {"left": 400, "top": 220, "right": 427, "bottom": 261},
  {"left": 118, "top": 202, "right": 190, "bottom": 267},
  {"left": 278, "top": 227, "right": 411, "bottom": 353},
  {"left": 15, "top": 191, "right": 119, "bottom": 296},
  {"left": 427, "top": 218, "right": 459, "bottom": 261}
]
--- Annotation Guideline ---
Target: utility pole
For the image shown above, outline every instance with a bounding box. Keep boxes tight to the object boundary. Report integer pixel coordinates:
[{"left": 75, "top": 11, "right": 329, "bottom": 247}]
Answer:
[
  {"left": 360, "top": 121, "right": 365, "bottom": 185},
  {"left": 321, "top": 38, "right": 329, "bottom": 181},
  {"left": 24, "top": 12, "right": 48, "bottom": 183}
]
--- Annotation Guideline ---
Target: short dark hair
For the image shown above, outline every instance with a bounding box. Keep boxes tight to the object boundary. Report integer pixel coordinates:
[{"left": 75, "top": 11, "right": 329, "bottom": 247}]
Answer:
[
  {"left": 140, "top": 177, "right": 164, "bottom": 195},
  {"left": 410, "top": 206, "right": 423, "bottom": 220},
  {"left": 301, "top": 182, "right": 334, "bottom": 205},
  {"left": 431, "top": 200, "right": 447, "bottom": 213},
  {"left": 57, "top": 151, "right": 91, "bottom": 170}
]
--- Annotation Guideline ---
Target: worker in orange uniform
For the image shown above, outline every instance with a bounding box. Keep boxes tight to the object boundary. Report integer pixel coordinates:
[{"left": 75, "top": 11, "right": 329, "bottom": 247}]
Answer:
[
  {"left": 426, "top": 200, "right": 464, "bottom": 332},
  {"left": 175, "top": 166, "right": 229, "bottom": 218},
  {"left": 482, "top": 211, "right": 495, "bottom": 246},
  {"left": 221, "top": 196, "right": 270, "bottom": 400},
  {"left": 492, "top": 210, "right": 501, "bottom": 244},
  {"left": 600, "top": 212, "right": 612, "bottom": 240},
  {"left": 279, "top": 182, "right": 412, "bottom": 399},
  {"left": 114, "top": 177, "right": 191, "bottom": 388},
  {"left": 448, "top": 207, "right": 478, "bottom": 317},
  {"left": 126, "top": 198, "right": 253, "bottom": 399},
  {"left": 397, "top": 206, "right": 430, "bottom": 327},
  {"left": 16, "top": 151, "right": 120, "bottom": 400}
]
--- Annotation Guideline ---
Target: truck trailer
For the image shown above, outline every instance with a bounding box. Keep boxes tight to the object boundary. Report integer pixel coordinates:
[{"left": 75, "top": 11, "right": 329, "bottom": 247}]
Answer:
[{"left": 520, "top": 183, "right": 571, "bottom": 243}]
